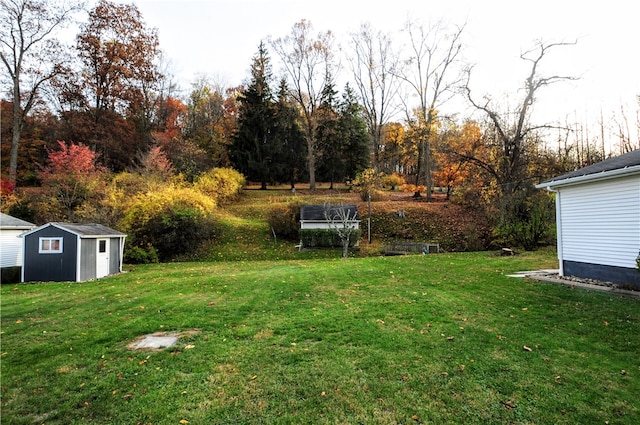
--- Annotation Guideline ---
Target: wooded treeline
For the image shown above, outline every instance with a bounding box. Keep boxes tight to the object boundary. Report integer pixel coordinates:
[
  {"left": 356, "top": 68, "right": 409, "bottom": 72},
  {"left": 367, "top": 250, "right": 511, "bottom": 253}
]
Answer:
[{"left": 2, "top": 0, "right": 639, "bottom": 253}]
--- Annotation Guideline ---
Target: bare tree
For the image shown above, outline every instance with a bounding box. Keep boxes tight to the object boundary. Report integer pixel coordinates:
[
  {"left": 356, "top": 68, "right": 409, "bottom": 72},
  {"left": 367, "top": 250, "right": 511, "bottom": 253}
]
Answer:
[
  {"left": 323, "top": 203, "right": 360, "bottom": 259},
  {"left": 347, "top": 23, "right": 401, "bottom": 171},
  {"left": 611, "top": 104, "right": 638, "bottom": 154},
  {"left": 270, "top": 19, "right": 336, "bottom": 191},
  {"left": 396, "top": 19, "right": 466, "bottom": 200},
  {"left": 0, "top": 0, "right": 83, "bottom": 185},
  {"left": 463, "top": 41, "right": 578, "bottom": 198}
]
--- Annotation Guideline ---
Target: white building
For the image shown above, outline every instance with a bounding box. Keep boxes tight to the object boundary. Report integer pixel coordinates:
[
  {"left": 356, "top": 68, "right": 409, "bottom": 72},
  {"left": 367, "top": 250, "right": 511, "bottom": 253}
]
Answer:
[
  {"left": 536, "top": 149, "right": 640, "bottom": 288},
  {"left": 299, "top": 204, "right": 360, "bottom": 230},
  {"left": 0, "top": 213, "right": 35, "bottom": 269}
]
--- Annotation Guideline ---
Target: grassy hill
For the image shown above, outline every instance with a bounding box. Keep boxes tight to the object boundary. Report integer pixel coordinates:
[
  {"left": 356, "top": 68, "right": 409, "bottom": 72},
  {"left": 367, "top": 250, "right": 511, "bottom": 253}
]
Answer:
[{"left": 194, "top": 186, "right": 493, "bottom": 262}]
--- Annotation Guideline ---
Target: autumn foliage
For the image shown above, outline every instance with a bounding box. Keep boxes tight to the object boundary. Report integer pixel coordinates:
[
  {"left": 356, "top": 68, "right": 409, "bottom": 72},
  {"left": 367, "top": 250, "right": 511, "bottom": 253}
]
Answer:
[
  {"left": 39, "top": 141, "right": 101, "bottom": 179},
  {"left": 121, "top": 186, "right": 218, "bottom": 263},
  {"left": 37, "top": 141, "right": 104, "bottom": 220}
]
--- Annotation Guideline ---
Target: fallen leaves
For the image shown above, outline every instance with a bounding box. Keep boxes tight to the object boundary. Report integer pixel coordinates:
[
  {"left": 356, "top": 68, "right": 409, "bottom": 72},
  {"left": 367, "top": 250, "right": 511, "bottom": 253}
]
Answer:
[
  {"left": 523, "top": 345, "right": 533, "bottom": 352},
  {"left": 502, "top": 400, "right": 517, "bottom": 409}
]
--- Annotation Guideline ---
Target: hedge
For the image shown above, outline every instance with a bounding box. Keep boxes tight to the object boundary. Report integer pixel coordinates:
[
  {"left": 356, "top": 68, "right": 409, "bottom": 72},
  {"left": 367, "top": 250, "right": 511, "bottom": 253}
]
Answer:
[{"left": 300, "top": 228, "right": 362, "bottom": 248}]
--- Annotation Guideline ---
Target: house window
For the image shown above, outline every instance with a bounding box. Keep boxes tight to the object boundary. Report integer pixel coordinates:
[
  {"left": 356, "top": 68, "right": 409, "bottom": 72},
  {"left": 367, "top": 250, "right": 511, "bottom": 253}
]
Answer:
[
  {"left": 98, "top": 240, "right": 107, "bottom": 253},
  {"left": 39, "top": 237, "right": 63, "bottom": 254}
]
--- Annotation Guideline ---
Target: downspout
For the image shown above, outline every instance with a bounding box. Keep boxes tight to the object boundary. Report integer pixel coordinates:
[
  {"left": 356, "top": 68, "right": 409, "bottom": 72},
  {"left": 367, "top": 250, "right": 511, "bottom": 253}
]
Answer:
[
  {"left": 546, "top": 186, "right": 564, "bottom": 276},
  {"left": 76, "top": 235, "right": 82, "bottom": 282},
  {"left": 20, "top": 234, "right": 26, "bottom": 283},
  {"left": 119, "top": 236, "right": 127, "bottom": 272}
]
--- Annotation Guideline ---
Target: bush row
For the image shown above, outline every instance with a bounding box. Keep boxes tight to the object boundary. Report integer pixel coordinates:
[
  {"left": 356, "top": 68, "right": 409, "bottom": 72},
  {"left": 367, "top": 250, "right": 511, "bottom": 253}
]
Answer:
[{"left": 300, "top": 229, "right": 362, "bottom": 248}]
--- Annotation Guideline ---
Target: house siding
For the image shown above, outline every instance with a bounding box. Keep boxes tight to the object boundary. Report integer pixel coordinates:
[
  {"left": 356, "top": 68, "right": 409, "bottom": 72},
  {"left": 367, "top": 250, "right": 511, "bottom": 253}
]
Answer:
[
  {"left": 559, "top": 175, "right": 640, "bottom": 269},
  {"left": 23, "top": 227, "right": 78, "bottom": 282},
  {"left": 300, "top": 221, "right": 360, "bottom": 230},
  {"left": 109, "top": 237, "right": 121, "bottom": 273},
  {"left": 79, "top": 239, "right": 97, "bottom": 282},
  {"left": 1, "top": 230, "right": 23, "bottom": 268}
]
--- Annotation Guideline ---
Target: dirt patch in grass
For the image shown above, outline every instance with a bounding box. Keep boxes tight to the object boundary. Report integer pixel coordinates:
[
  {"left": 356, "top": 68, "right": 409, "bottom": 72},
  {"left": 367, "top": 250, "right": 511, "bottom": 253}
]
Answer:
[{"left": 127, "top": 329, "right": 201, "bottom": 351}]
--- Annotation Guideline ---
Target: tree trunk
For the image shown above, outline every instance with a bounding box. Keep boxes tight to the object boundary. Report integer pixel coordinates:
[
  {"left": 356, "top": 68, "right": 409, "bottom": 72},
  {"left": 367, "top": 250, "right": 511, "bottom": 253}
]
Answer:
[
  {"left": 9, "top": 83, "right": 23, "bottom": 185},
  {"left": 424, "top": 138, "right": 432, "bottom": 202},
  {"left": 308, "top": 141, "right": 316, "bottom": 191},
  {"left": 342, "top": 237, "right": 350, "bottom": 258},
  {"left": 413, "top": 139, "right": 423, "bottom": 198}
]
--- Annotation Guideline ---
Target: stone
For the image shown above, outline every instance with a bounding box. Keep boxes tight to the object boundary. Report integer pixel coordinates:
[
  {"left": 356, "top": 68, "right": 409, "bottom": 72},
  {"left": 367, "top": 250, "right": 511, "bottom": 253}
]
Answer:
[{"left": 135, "top": 335, "right": 178, "bottom": 349}]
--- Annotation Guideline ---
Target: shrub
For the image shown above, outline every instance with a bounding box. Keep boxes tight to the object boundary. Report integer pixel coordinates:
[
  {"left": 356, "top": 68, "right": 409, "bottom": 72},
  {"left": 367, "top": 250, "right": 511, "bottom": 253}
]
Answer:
[
  {"left": 381, "top": 173, "right": 405, "bottom": 190},
  {"left": 300, "top": 229, "right": 362, "bottom": 248},
  {"left": 121, "top": 186, "right": 218, "bottom": 262},
  {"left": 0, "top": 267, "right": 21, "bottom": 284},
  {"left": 267, "top": 198, "right": 304, "bottom": 241},
  {"left": 400, "top": 183, "right": 426, "bottom": 195},
  {"left": 494, "top": 191, "right": 555, "bottom": 251},
  {"left": 0, "top": 179, "right": 15, "bottom": 197},
  {"left": 124, "top": 244, "right": 159, "bottom": 264},
  {"left": 352, "top": 168, "right": 383, "bottom": 201},
  {"left": 194, "top": 167, "right": 246, "bottom": 205}
]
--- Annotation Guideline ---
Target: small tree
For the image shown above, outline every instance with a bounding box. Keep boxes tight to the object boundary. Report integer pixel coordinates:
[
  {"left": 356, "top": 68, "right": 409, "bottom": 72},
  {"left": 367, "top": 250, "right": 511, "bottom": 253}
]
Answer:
[
  {"left": 324, "top": 203, "right": 360, "bottom": 259},
  {"left": 38, "top": 140, "right": 103, "bottom": 219}
]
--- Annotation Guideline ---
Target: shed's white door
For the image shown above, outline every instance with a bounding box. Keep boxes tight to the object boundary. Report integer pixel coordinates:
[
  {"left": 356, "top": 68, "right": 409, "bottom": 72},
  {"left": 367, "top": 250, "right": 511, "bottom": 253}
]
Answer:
[{"left": 97, "top": 239, "right": 109, "bottom": 278}]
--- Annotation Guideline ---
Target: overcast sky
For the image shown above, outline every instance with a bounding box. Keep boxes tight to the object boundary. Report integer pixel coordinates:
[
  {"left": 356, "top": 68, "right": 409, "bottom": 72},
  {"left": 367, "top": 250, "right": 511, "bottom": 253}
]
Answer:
[{"left": 107, "top": 0, "right": 638, "bottom": 139}]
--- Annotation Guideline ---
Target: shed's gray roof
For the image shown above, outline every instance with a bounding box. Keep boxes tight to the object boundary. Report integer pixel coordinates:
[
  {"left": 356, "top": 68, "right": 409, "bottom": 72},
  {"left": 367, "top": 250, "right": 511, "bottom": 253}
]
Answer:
[
  {"left": 0, "top": 212, "right": 35, "bottom": 230},
  {"left": 539, "top": 149, "right": 640, "bottom": 186},
  {"left": 23, "top": 222, "right": 126, "bottom": 238},
  {"left": 51, "top": 223, "right": 127, "bottom": 237},
  {"left": 300, "top": 205, "right": 360, "bottom": 221}
]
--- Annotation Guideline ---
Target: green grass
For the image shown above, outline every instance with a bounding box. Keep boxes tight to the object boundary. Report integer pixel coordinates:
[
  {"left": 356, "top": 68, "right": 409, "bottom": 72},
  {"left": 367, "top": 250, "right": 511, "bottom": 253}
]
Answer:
[{"left": 2, "top": 251, "right": 639, "bottom": 424}]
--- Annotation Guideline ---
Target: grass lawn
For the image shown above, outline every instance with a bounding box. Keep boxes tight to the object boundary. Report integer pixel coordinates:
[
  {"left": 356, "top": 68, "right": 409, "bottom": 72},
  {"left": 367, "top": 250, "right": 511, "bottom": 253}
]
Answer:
[{"left": 2, "top": 251, "right": 639, "bottom": 424}]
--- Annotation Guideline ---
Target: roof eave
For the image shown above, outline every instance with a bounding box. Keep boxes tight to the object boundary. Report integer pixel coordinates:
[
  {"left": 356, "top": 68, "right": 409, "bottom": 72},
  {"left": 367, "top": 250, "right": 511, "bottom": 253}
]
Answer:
[{"left": 536, "top": 164, "right": 640, "bottom": 190}]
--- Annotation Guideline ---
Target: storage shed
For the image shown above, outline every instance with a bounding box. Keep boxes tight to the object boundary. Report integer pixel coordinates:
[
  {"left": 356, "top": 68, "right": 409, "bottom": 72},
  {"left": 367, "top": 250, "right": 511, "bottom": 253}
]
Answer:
[
  {"left": 300, "top": 204, "right": 361, "bottom": 230},
  {"left": 21, "top": 222, "right": 127, "bottom": 283},
  {"left": 536, "top": 149, "right": 640, "bottom": 288},
  {"left": 0, "top": 213, "right": 36, "bottom": 268},
  {"left": 299, "top": 204, "right": 362, "bottom": 249}
]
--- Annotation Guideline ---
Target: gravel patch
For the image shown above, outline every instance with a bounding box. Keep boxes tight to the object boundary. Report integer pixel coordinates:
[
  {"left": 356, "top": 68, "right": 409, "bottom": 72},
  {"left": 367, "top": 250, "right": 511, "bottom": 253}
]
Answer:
[{"left": 511, "top": 270, "right": 640, "bottom": 298}]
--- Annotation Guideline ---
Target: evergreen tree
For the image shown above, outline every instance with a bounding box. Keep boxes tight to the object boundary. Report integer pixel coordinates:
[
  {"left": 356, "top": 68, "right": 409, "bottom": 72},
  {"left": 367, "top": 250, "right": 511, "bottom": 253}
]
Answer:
[
  {"left": 316, "top": 79, "right": 343, "bottom": 189},
  {"left": 339, "top": 84, "right": 370, "bottom": 181},
  {"left": 231, "top": 42, "right": 276, "bottom": 189},
  {"left": 273, "top": 79, "right": 306, "bottom": 188}
]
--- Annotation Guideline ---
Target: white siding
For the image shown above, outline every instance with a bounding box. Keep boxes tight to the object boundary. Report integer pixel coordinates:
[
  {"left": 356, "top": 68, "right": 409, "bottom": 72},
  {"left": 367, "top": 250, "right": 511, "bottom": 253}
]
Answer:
[
  {"left": 300, "top": 221, "right": 360, "bottom": 230},
  {"left": 559, "top": 175, "right": 640, "bottom": 268},
  {"left": 0, "top": 230, "right": 24, "bottom": 268}
]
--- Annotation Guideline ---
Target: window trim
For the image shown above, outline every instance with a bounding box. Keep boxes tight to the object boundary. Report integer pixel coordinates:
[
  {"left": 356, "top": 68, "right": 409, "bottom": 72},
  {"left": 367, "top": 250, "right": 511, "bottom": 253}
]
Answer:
[
  {"left": 39, "top": 237, "right": 63, "bottom": 254},
  {"left": 98, "top": 239, "right": 107, "bottom": 254}
]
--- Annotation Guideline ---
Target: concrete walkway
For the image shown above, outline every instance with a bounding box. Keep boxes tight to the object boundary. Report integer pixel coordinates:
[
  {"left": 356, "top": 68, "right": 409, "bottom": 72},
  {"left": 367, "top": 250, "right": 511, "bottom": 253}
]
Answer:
[{"left": 508, "top": 270, "right": 640, "bottom": 298}]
